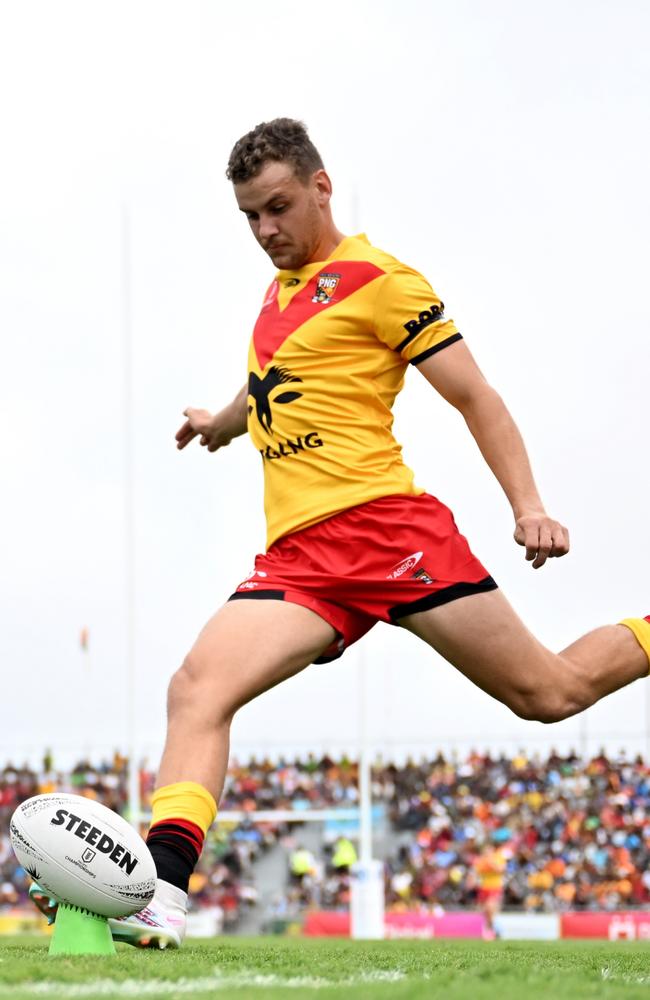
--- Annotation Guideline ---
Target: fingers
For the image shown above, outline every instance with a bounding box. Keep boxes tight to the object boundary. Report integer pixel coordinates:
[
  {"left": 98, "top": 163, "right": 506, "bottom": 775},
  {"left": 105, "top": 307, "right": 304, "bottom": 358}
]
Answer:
[
  {"left": 175, "top": 407, "right": 228, "bottom": 453},
  {"left": 176, "top": 407, "right": 214, "bottom": 451},
  {"left": 176, "top": 420, "right": 198, "bottom": 450},
  {"left": 514, "top": 516, "right": 570, "bottom": 569},
  {"left": 532, "top": 522, "right": 553, "bottom": 569},
  {"left": 200, "top": 434, "right": 225, "bottom": 451}
]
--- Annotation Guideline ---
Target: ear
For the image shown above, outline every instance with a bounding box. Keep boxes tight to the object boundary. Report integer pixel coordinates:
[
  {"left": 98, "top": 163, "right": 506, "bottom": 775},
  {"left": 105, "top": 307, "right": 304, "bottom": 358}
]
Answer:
[{"left": 312, "top": 169, "right": 333, "bottom": 206}]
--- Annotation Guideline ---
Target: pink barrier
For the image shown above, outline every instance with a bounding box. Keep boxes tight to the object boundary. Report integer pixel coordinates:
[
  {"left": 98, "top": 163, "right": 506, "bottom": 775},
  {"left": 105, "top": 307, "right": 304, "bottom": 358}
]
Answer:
[
  {"left": 302, "top": 911, "right": 485, "bottom": 938},
  {"left": 305, "top": 909, "right": 650, "bottom": 940},
  {"left": 561, "top": 912, "right": 650, "bottom": 940},
  {"left": 386, "top": 912, "right": 484, "bottom": 938}
]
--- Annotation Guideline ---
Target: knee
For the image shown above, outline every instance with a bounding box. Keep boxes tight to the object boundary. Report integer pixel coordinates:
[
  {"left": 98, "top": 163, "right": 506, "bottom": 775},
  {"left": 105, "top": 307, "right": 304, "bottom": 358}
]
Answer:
[
  {"left": 167, "top": 655, "right": 235, "bottom": 729},
  {"left": 511, "top": 691, "right": 573, "bottom": 724},
  {"left": 507, "top": 663, "right": 589, "bottom": 724},
  {"left": 167, "top": 661, "right": 196, "bottom": 715}
]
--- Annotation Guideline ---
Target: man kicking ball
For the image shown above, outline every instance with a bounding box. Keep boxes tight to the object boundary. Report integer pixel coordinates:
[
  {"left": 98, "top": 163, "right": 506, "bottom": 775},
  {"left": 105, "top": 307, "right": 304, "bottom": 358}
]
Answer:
[{"left": 32, "top": 118, "right": 650, "bottom": 946}]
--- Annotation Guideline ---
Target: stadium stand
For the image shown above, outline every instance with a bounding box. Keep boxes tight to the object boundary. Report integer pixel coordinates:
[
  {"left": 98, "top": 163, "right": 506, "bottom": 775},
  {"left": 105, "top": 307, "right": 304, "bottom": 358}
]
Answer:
[{"left": 2, "top": 749, "right": 650, "bottom": 931}]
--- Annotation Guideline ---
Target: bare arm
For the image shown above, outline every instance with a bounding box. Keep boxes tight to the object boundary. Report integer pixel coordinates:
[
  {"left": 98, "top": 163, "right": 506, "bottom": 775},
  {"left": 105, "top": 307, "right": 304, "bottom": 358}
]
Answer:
[
  {"left": 176, "top": 384, "right": 248, "bottom": 453},
  {"left": 416, "top": 340, "right": 569, "bottom": 568}
]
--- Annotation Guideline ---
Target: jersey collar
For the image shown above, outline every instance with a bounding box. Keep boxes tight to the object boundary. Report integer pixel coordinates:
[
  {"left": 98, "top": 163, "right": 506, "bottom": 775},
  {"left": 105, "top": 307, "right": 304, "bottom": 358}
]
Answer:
[{"left": 276, "top": 233, "right": 370, "bottom": 281}]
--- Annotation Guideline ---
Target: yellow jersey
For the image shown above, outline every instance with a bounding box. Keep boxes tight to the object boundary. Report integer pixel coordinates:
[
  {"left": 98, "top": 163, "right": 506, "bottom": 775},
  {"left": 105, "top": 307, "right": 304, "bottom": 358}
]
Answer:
[{"left": 247, "top": 234, "right": 461, "bottom": 547}]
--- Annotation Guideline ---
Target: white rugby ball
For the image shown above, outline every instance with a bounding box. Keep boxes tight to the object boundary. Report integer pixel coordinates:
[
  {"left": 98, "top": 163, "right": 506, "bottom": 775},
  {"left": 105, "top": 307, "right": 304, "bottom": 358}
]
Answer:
[{"left": 10, "top": 793, "right": 156, "bottom": 918}]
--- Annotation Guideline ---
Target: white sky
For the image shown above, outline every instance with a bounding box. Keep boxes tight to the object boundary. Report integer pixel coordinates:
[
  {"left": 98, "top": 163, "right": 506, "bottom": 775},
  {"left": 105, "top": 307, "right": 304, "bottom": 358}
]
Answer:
[{"left": 1, "top": 0, "right": 649, "bottom": 767}]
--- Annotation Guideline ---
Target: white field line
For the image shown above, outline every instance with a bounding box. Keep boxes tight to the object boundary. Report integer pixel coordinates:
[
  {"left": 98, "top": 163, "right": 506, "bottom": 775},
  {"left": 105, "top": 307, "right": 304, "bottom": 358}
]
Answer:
[
  {"left": 601, "top": 966, "right": 650, "bottom": 986},
  {"left": 0, "top": 968, "right": 406, "bottom": 996}
]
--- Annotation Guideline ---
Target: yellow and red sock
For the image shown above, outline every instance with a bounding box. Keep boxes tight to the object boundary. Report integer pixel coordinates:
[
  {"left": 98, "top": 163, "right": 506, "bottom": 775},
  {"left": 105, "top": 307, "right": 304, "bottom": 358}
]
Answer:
[
  {"left": 146, "top": 782, "right": 217, "bottom": 892},
  {"left": 620, "top": 616, "right": 650, "bottom": 674}
]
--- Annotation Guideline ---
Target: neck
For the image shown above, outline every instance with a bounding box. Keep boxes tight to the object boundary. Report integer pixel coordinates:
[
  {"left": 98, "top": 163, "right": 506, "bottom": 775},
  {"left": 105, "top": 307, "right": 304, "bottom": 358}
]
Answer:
[{"left": 306, "top": 222, "right": 346, "bottom": 264}]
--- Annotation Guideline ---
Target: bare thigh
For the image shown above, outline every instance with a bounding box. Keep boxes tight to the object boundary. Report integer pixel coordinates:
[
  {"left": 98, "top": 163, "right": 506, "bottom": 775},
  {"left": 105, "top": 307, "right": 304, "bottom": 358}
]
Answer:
[
  {"left": 400, "top": 589, "right": 554, "bottom": 712},
  {"left": 398, "top": 588, "right": 644, "bottom": 723},
  {"left": 181, "top": 598, "right": 337, "bottom": 718},
  {"left": 158, "top": 599, "right": 337, "bottom": 792}
]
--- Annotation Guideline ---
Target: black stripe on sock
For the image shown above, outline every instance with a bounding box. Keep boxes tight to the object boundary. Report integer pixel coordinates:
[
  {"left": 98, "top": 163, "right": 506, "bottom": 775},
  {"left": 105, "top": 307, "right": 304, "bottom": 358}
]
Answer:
[
  {"left": 147, "top": 824, "right": 203, "bottom": 894},
  {"left": 148, "top": 821, "right": 203, "bottom": 852},
  {"left": 147, "top": 841, "right": 197, "bottom": 893}
]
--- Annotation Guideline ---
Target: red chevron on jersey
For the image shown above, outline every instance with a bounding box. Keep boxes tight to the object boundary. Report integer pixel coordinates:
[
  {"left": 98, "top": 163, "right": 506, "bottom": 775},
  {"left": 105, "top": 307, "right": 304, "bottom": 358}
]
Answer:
[
  {"left": 253, "top": 259, "right": 384, "bottom": 369},
  {"left": 246, "top": 233, "right": 461, "bottom": 547}
]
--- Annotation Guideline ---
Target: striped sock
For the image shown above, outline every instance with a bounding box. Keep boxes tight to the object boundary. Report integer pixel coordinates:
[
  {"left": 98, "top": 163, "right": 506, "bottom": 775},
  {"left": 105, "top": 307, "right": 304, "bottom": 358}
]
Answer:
[
  {"left": 146, "top": 781, "right": 217, "bottom": 892},
  {"left": 619, "top": 616, "right": 650, "bottom": 674}
]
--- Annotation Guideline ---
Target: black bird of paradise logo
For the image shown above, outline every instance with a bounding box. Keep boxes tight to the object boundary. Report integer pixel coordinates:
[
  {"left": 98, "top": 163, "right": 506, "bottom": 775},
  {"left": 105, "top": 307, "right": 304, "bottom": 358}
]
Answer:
[{"left": 248, "top": 366, "right": 303, "bottom": 435}]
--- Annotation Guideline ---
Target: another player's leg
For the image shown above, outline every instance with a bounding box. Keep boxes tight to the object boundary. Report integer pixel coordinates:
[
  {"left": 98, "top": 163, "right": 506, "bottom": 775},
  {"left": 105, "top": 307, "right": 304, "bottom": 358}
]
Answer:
[{"left": 400, "top": 588, "right": 649, "bottom": 721}]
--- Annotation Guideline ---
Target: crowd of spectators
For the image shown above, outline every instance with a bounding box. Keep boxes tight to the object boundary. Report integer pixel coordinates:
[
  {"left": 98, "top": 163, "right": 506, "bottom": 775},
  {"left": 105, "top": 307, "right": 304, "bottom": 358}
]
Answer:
[
  {"left": 2, "top": 748, "right": 650, "bottom": 925},
  {"left": 0, "top": 752, "right": 129, "bottom": 912},
  {"left": 0, "top": 752, "right": 261, "bottom": 927},
  {"left": 219, "top": 755, "right": 360, "bottom": 811},
  {"left": 266, "top": 834, "right": 359, "bottom": 922},
  {"left": 381, "top": 748, "right": 650, "bottom": 913}
]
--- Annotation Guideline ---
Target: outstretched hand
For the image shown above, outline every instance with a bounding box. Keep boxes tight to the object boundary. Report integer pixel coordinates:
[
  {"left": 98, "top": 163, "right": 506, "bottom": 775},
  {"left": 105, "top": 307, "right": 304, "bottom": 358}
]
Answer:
[
  {"left": 514, "top": 513, "right": 570, "bottom": 569},
  {"left": 175, "top": 407, "right": 232, "bottom": 453}
]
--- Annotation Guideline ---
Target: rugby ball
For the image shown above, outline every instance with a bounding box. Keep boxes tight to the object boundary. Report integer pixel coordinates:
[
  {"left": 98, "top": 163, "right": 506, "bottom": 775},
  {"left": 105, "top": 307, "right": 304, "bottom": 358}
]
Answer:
[{"left": 10, "top": 793, "right": 156, "bottom": 918}]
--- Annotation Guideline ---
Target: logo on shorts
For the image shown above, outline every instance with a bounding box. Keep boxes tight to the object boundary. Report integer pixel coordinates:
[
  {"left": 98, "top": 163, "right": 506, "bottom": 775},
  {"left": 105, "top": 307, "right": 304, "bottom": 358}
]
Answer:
[
  {"left": 242, "top": 569, "right": 268, "bottom": 582},
  {"left": 238, "top": 569, "right": 268, "bottom": 591},
  {"left": 412, "top": 567, "right": 435, "bottom": 585},
  {"left": 312, "top": 272, "right": 341, "bottom": 304},
  {"left": 386, "top": 552, "right": 423, "bottom": 580},
  {"left": 248, "top": 366, "right": 303, "bottom": 434}
]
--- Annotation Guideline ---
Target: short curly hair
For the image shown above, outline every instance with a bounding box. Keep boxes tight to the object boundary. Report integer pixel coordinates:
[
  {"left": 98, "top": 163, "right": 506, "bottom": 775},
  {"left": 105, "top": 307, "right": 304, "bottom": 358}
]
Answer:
[{"left": 226, "top": 118, "right": 324, "bottom": 184}]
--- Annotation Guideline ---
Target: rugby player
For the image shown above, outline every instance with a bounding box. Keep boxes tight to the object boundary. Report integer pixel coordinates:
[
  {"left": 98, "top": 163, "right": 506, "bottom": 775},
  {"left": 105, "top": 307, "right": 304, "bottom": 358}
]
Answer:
[{"left": 32, "top": 118, "right": 650, "bottom": 946}]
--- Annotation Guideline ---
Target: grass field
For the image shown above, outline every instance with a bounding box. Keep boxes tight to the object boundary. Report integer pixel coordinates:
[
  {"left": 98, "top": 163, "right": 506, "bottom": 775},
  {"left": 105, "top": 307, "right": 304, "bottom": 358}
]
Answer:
[{"left": 1, "top": 936, "right": 650, "bottom": 999}]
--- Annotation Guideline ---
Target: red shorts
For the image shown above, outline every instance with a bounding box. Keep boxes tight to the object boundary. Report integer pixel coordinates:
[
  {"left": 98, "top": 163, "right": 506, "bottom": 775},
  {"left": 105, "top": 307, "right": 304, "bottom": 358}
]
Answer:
[
  {"left": 229, "top": 493, "right": 496, "bottom": 662},
  {"left": 478, "top": 888, "right": 504, "bottom": 905}
]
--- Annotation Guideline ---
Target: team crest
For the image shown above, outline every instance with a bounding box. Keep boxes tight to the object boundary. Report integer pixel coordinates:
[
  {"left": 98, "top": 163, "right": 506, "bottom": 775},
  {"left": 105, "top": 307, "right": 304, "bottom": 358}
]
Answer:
[{"left": 312, "top": 272, "right": 341, "bottom": 304}]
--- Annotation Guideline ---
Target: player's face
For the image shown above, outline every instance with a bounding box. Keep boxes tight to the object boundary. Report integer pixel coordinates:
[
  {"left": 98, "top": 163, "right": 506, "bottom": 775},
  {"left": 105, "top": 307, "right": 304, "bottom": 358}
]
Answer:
[{"left": 234, "top": 161, "right": 331, "bottom": 270}]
